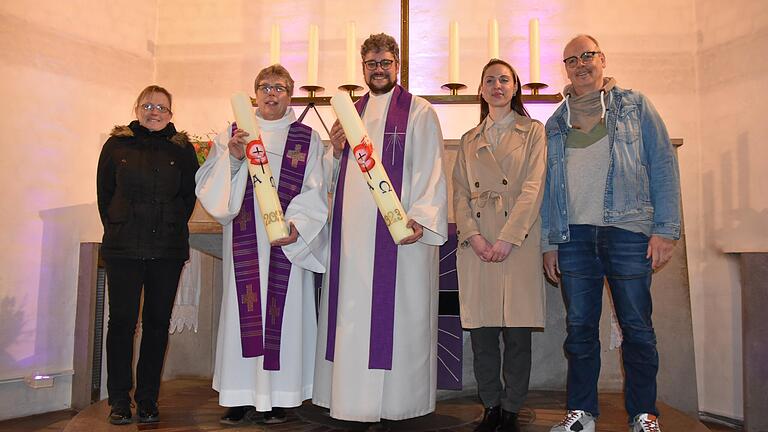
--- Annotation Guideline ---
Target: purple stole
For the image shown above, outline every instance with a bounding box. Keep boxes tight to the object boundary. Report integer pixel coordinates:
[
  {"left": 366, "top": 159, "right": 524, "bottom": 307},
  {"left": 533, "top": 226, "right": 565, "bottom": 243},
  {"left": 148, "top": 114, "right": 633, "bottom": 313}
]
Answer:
[
  {"left": 231, "top": 121, "right": 312, "bottom": 370},
  {"left": 326, "top": 85, "right": 412, "bottom": 370}
]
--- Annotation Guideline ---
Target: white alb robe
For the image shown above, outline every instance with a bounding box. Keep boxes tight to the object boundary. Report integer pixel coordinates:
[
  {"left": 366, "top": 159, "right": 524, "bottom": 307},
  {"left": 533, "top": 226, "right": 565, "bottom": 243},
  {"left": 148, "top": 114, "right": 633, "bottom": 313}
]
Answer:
[
  {"left": 313, "top": 88, "right": 448, "bottom": 421},
  {"left": 195, "top": 109, "right": 328, "bottom": 410}
]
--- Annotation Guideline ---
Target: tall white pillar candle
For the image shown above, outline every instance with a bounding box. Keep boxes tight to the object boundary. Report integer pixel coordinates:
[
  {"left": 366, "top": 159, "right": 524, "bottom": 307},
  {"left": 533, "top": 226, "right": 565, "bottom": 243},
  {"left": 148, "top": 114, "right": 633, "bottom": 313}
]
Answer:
[
  {"left": 449, "top": 21, "right": 460, "bottom": 83},
  {"left": 488, "top": 19, "right": 499, "bottom": 59},
  {"left": 529, "top": 18, "right": 541, "bottom": 83},
  {"left": 330, "top": 91, "right": 414, "bottom": 243},
  {"left": 345, "top": 22, "right": 357, "bottom": 84},
  {"left": 230, "top": 92, "right": 289, "bottom": 242},
  {"left": 307, "top": 24, "right": 319, "bottom": 86},
  {"left": 270, "top": 24, "right": 280, "bottom": 65}
]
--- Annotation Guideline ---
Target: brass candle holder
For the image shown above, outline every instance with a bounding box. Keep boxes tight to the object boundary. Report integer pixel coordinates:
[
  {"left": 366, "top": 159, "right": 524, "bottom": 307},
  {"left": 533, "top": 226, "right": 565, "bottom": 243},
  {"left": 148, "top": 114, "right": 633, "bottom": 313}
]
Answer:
[
  {"left": 299, "top": 85, "right": 325, "bottom": 98},
  {"left": 441, "top": 82, "right": 467, "bottom": 96},
  {"left": 522, "top": 82, "right": 548, "bottom": 95},
  {"left": 338, "top": 84, "right": 364, "bottom": 97}
]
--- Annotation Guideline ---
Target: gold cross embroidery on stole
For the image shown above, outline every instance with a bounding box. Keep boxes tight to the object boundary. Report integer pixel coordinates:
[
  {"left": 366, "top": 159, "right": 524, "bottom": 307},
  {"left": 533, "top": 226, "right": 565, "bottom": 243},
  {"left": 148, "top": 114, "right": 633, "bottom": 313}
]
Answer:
[{"left": 241, "top": 283, "right": 258, "bottom": 312}]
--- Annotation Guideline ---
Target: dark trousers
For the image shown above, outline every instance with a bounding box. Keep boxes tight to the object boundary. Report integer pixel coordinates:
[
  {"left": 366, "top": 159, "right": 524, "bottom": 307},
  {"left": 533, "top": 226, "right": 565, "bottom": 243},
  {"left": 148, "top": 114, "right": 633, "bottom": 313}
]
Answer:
[
  {"left": 470, "top": 327, "right": 533, "bottom": 413},
  {"left": 105, "top": 258, "right": 184, "bottom": 405},
  {"left": 558, "top": 225, "right": 659, "bottom": 420}
]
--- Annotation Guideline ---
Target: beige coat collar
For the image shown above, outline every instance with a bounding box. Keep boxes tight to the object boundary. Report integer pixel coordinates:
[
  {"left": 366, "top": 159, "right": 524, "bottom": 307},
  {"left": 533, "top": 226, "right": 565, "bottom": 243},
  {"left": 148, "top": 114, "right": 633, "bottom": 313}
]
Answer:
[
  {"left": 463, "top": 113, "right": 532, "bottom": 154},
  {"left": 463, "top": 113, "right": 533, "bottom": 177}
]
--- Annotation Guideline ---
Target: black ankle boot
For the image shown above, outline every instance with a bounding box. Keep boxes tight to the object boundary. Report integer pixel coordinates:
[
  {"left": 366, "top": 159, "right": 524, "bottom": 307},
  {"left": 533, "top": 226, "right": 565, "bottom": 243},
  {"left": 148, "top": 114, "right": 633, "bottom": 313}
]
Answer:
[
  {"left": 498, "top": 409, "right": 521, "bottom": 432},
  {"left": 474, "top": 405, "right": 501, "bottom": 432},
  {"left": 263, "top": 407, "right": 287, "bottom": 424},
  {"left": 136, "top": 399, "right": 159, "bottom": 423},
  {"left": 365, "top": 420, "right": 392, "bottom": 432},
  {"left": 108, "top": 399, "right": 132, "bottom": 425},
  {"left": 220, "top": 406, "right": 257, "bottom": 425}
]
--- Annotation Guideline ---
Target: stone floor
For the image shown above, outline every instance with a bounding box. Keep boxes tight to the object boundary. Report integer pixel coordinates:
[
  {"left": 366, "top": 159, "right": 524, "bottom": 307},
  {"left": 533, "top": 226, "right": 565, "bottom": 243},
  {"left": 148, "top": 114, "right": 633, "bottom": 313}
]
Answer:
[{"left": 0, "top": 379, "right": 735, "bottom": 432}]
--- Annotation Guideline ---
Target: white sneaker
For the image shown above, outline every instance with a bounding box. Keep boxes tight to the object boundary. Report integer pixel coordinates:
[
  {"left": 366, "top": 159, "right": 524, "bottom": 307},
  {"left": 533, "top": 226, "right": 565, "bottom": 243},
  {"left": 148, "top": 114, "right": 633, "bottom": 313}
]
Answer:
[
  {"left": 550, "top": 410, "right": 595, "bottom": 432},
  {"left": 630, "top": 413, "right": 660, "bottom": 432}
]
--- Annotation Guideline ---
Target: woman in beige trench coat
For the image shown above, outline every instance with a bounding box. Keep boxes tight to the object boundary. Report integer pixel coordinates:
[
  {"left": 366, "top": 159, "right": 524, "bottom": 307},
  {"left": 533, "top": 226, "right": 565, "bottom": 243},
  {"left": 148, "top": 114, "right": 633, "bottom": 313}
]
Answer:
[{"left": 452, "top": 59, "right": 547, "bottom": 432}]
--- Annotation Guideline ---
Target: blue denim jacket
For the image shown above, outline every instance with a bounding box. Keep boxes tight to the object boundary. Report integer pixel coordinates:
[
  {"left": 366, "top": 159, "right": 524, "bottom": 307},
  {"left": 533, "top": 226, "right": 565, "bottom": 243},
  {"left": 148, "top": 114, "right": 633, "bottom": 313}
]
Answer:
[{"left": 541, "top": 86, "right": 681, "bottom": 249}]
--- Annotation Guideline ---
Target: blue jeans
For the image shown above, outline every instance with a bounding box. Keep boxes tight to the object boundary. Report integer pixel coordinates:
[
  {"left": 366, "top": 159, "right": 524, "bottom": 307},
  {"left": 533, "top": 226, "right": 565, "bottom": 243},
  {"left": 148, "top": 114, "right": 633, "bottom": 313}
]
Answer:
[{"left": 558, "top": 225, "right": 659, "bottom": 420}]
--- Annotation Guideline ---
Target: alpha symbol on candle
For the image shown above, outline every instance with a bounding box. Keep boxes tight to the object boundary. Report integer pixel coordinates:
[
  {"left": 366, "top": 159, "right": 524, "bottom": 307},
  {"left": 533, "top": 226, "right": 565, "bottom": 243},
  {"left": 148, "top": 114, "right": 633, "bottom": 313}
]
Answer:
[
  {"left": 354, "top": 137, "right": 375, "bottom": 173},
  {"left": 241, "top": 284, "right": 258, "bottom": 312},
  {"left": 247, "top": 139, "right": 269, "bottom": 167},
  {"left": 251, "top": 175, "right": 263, "bottom": 185}
]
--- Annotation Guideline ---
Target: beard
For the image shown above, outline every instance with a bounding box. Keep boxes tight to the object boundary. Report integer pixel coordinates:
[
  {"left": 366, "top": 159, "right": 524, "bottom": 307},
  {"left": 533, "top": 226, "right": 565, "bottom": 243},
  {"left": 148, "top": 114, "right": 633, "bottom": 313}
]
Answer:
[{"left": 366, "top": 73, "right": 398, "bottom": 95}]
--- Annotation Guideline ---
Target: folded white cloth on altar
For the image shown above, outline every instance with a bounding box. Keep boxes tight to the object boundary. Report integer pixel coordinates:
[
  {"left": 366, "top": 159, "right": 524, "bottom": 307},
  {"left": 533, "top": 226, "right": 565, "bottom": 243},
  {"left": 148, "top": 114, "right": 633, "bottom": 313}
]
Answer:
[{"left": 169, "top": 249, "right": 202, "bottom": 334}]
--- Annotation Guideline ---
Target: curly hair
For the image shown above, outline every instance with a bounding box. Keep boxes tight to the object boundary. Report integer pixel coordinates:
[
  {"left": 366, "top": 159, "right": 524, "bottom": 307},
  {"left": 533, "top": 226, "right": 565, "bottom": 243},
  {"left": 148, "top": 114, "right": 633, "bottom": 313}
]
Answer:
[{"left": 360, "top": 33, "right": 400, "bottom": 63}]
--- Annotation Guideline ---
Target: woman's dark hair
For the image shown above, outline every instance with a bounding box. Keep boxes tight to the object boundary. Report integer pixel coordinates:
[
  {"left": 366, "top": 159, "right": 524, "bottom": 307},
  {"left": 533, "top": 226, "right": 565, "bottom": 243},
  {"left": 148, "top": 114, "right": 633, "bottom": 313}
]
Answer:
[{"left": 478, "top": 59, "right": 529, "bottom": 124}]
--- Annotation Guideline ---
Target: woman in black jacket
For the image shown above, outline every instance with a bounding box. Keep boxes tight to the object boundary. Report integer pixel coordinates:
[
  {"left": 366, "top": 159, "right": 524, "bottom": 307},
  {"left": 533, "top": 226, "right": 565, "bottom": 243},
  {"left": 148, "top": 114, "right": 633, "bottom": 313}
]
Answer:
[{"left": 96, "top": 85, "right": 198, "bottom": 425}]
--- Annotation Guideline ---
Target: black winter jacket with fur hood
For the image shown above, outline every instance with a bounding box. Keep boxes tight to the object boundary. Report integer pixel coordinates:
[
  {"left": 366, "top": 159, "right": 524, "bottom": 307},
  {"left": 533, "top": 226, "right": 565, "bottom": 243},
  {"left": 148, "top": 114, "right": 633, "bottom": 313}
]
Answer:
[{"left": 97, "top": 120, "right": 198, "bottom": 260}]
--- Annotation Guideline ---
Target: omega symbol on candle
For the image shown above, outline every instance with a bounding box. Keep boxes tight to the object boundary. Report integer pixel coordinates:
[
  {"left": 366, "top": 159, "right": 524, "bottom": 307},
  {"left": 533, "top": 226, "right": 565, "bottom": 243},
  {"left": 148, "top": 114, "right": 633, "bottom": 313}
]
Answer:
[
  {"left": 246, "top": 139, "right": 269, "bottom": 166},
  {"left": 379, "top": 181, "right": 392, "bottom": 194},
  {"left": 353, "top": 137, "right": 375, "bottom": 174}
]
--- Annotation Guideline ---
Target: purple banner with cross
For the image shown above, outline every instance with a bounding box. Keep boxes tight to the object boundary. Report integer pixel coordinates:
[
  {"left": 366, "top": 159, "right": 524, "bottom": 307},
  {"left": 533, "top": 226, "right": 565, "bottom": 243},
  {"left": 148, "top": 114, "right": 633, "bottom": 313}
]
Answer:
[{"left": 438, "top": 223, "right": 463, "bottom": 390}]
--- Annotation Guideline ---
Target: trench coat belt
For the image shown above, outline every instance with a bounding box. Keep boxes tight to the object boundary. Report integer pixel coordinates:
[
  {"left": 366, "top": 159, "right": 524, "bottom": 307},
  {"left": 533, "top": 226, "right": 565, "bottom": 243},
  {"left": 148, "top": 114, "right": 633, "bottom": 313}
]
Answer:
[{"left": 471, "top": 190, "right": 504, "bottom": 213}]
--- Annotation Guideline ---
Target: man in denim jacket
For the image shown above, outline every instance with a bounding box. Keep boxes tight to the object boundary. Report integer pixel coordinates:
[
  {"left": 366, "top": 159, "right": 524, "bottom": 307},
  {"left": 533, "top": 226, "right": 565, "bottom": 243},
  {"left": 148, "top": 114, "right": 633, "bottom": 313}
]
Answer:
[{"left": 542, "top": 35, "right": 680, "bottom": 432}]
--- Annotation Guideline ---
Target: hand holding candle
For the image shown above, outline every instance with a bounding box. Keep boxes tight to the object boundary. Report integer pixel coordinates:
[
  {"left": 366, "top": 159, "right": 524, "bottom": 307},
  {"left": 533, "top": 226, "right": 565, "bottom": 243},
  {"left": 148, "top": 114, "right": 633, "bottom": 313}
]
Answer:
[
  {"left": 230, "top": 92, "right": 290, "bottom": 242},
  {"left": 330, "top": 91, "right": 414, "bottom": 244}
]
